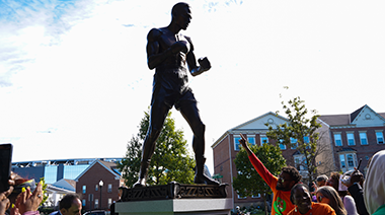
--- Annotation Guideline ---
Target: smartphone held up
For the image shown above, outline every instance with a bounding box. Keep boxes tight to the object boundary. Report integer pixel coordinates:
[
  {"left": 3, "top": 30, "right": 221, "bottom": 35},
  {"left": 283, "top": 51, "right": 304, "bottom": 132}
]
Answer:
[{"left": 0, "top": 143, "right": 13, "bottom": 193}]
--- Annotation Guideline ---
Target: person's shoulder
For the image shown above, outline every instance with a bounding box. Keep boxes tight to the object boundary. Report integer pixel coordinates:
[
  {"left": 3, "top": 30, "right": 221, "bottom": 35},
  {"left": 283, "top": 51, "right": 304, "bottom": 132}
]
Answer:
[
  {"left": 49, "top": 211, "right": 60, "bottom": 215},
  {"left": 343, "top": 195, "right": 355, "bottom": 203},
  {"left": 147, "top": 28, "right": 163, "bottom": 40},
  {"left": 315, "top": 202, "right": 336, "bottom": 213}
]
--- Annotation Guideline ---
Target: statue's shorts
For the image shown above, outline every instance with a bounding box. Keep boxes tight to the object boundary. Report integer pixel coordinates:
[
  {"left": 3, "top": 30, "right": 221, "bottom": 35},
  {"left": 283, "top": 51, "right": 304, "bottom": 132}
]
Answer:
[{"left": 151, "top": 66, "right": 197, "bottom": 110}]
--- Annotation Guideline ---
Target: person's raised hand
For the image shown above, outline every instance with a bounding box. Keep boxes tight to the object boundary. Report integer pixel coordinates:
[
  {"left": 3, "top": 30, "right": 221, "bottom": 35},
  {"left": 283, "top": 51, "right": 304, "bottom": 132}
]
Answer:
[
  {"left": 0, "top": 187, "right": 13, "bottom": 215},
  {"left": 341, "top": 168, "right": 364, "bottom": 188},
  {"left": 350, "top": 168, "right": 364, "bottom": 185},
  {"left": 311, "top": 182, "right": 318, "bottom": 194},
  {"left": 15, "top": 181, "right": 43, "bottom": 214}
]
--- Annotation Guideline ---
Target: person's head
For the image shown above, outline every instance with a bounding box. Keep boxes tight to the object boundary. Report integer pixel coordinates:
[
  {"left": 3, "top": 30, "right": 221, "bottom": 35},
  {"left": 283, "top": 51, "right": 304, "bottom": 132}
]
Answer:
[
  {"left": 316, "top": 174, "right": 328, "bottom": 187},
  {"left": 276, "top": 166, "right": 302, "bottom": 191},
  {"left": 171, "top": 2, "right": 191, "bottom": 30},
  {"left": 59, "top": 194, "right": 82, "bottom": 215},
  {"left": 290, "top": 183, "right": 312, "bottom": 214},
  {"left": 364, "top": 150, "right": 385, "bottom": 214},
  {"left": 327, "top": 172, "right": 347, "bottom": 197},
  {"left": 316, "top": 186, "right": 347, "bottom": 215}
]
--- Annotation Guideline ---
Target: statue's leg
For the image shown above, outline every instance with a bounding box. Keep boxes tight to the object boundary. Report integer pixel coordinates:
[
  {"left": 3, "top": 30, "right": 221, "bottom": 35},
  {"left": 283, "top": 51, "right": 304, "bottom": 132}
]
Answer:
[
  {"left": 179, "top": 102, "right": 219, "bottom": 185},
  {"left": 133, "top": 102, "right": 170, "bottom": 188}
]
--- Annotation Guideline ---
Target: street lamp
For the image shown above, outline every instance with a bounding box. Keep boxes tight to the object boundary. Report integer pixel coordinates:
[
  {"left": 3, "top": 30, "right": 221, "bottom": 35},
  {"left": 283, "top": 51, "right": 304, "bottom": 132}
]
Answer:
[{"left": 99, "top": 180, "right": 104, "bottom": 209}]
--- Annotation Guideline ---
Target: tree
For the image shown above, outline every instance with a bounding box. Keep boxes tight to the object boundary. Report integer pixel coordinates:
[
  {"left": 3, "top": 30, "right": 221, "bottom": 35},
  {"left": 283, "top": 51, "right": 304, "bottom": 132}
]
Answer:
[
  {"left": 266, "top": 96, "right": 321, "bottom": 185},
  {"left": 233, "top": 143, "right": 286, "bottom": 215},
  {"left": 118, "top": 108, "right": 195, "bottom": 187}
]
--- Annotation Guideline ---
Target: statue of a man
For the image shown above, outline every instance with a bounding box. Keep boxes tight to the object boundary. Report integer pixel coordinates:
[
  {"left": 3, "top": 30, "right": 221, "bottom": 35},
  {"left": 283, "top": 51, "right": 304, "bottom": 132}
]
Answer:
[{"left": 133, "top": 2, "right": 218, "bottom": 187}]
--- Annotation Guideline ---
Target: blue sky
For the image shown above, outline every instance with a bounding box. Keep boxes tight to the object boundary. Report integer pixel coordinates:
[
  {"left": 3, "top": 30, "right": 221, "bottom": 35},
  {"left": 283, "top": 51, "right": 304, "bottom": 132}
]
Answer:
[{"left": 1, "top": 0, "right": 385, "bottom": 173}]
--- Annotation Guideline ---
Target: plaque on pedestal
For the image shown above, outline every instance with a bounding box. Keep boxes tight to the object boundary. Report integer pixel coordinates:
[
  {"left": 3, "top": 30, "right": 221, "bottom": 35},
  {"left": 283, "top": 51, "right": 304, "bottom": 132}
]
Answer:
[{"left": 120, "top": 181, "right": 227, "bottom": 201}]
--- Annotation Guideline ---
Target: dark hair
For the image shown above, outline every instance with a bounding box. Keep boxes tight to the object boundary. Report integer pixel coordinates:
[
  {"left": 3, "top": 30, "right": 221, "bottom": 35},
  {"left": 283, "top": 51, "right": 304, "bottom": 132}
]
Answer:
[
  {"left": 290, "top": 183, "right": 309, "bottom": 204},
  {"left": 171, "top": 2, "right": 190, "bottom": 18},
  {"left": 329, "top": 172, "right": 347, "bottom": 197},
  {"left": 59, "top": 194, "right": 80, "bottom": 210},
  {"left": 282, "top": 166, "right": 302, "bottom": 184},
  {"left": 316, "top": 174, "right": 328, "bottom": 182},
  {"left": 316, "top": 186, "right": 347, "bottom": 215}
]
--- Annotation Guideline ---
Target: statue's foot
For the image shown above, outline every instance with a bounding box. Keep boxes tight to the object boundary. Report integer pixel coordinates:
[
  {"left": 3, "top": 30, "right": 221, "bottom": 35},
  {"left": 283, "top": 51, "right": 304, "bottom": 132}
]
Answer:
[
  {"left": 194, "top": 174, "right": 220, "bottom": 185},
  {"left": 132, "top": 178, "right": 146, "bottom": 188}
]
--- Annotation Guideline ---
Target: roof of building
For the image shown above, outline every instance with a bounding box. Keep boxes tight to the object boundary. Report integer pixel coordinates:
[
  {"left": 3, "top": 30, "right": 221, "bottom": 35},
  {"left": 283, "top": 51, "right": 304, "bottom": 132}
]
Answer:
[
  {"left": 12, "top": 158, "right": 122, "bottom": 168},
  {"left": 318, "top": 104, "right": 385, "bottom": 126},
  {"left": 211, "top": 112, "right": 288, "bottom": 148},
  {"left": 336, "top": 147, "right": 357, "bottom": 153},
  {"left": 74, "top": 159, "right": 121, "bottom": 181},
  {"left": 51, "top": 178, "right": 76, "bottom": 192}
]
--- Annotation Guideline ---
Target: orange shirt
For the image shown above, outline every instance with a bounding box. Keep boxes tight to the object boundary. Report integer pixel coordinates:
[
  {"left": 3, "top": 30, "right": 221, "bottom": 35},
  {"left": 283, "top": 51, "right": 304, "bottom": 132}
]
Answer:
[
  {"left": 287, "top": 202, "right": 336, "bottom": 215},
  {"left": 248, "top": 154, "right": 294, "bottom": 215}
]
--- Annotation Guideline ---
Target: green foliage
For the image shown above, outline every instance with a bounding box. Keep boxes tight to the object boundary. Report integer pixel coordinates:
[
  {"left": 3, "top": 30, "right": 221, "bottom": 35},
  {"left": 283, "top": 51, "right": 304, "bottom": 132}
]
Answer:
[
  {"left": 233, "top": 142, "right": 286, "bottom": 199},
  {"left": 39, "top": 177, "right": 48, "bottom": 206},
  {"left": 118, "top": 108, "right": 195, "bottom": 187},
  {"left": 266, "top": 96, "right": 321, "bottom": 183}
]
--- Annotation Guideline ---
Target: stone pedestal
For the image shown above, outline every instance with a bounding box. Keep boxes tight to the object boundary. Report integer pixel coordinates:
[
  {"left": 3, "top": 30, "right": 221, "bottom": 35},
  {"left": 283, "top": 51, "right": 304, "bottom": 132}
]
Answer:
[{"left": 115, "top": 198, "right": 233, "bottom": 215}]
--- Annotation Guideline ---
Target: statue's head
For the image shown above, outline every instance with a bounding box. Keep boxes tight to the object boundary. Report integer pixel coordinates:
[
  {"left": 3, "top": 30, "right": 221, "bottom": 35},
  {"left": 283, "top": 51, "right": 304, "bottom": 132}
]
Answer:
[{"left": 171, "top": 2, "right": 191, "bottom": 30}]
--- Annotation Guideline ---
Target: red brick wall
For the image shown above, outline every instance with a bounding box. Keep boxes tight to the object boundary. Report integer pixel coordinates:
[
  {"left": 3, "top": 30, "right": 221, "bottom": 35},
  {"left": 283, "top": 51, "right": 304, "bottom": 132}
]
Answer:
[
  {"left": 330, "top": 127, "right": 385, "bottom": 171},
  {"left": 76, "top": 162, "right": 121, "bottom": 211}
]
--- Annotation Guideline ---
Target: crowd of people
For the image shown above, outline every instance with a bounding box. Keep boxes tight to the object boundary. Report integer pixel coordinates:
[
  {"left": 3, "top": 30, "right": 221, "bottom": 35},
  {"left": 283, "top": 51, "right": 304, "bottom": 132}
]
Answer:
[
  {"left": 239, "top": 136, "right": 385, "bottom": 215},
  {"left": 0, "top": 172, "right": 82, "bottom": 215}
]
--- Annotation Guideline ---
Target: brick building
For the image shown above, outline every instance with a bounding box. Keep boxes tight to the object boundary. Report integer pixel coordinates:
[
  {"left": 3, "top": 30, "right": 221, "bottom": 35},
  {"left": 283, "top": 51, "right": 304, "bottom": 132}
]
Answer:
[
  {"left": 317, "top": 104, "right": 385, "bottom": 174},
  {"left": 211, "top": 105, "right": 385, "bottom": 209},
  {"left": 211, "top": 112, "right": 294, "bottom": 209},
  {"left": 75, "top": 160, "right": 124, "bottom": 211}
]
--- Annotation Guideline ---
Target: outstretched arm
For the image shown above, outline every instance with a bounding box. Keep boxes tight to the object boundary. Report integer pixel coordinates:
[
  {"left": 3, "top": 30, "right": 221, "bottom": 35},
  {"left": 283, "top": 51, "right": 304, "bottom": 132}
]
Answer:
[
  {"left": 185, "top": 37, "right": 211, "bottom": 76},
  {"left": 239, "top": 134, "right": 253, "bottom": 156},
  {"left": 239, "top": 134, "right": 276, "bottom": 186}
]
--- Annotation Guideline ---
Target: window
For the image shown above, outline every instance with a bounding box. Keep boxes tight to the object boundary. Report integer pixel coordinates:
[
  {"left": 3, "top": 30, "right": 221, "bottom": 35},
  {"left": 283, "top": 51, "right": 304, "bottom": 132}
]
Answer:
[
  {"left": 334, "top": 133, "right": 342, "bottom": 146},
  {"left": 82, "top": 185, "right": 86, "bottom": 194},
  {"left": 237, "top": 190, "right": 247, "bottom": 199},
  {"left": 234, "top": 136, "right": 241, "bottom": 151},
  {"left": 252, "top": 193, "right": 261, "bottom": 198},
  {"left": 359, "top": 132, "right": 368, "bottom": 145},
  {"left": 303, "top": 136, "right": 311, "bottom": 149},
  {"left": 95, "top": 199, "right": 99, "bottom": 209},
  {"left": 279, "top": 139, "right": 286, "bottom": 150},
  {"left": 339, "top": 154, "right": 346, "bottom": 168},
  {"left": 88, "top": 194, "right": 93, "bottom": 201},
  {"left": 347, "top": 133, "right": 355, "bottom": 146},
  {"left": 95, "top": 184, "right": 98, "bottom": 191},
  {"left": 294, "top": 154, "right": 308, "bottom": 171},
  {"left": 290, "top": 138, "right": 298, "bottom": 149},
  {"left": 347, "top": 154, "right": 355, "bottom": 167},
  {"left": 82, "top": 199, "right": 86, "bottom": 206},
  {"left": 376, "top": 131, "right": 384, "bottom": 144},
  {"left": 108, "top": 184, "right": 112, "bottom": 193},
  {"left": 248, "top": 136, "right": 256, "bottom": 146},
  {"left": 339, "top": 153, "right": 357, "bottom": 171},
  {"left": 260, "top": 135, "right": 268, "bottom": 146},
  {"left": 108, "top": 198, "right": 112, "bottom": 207}
]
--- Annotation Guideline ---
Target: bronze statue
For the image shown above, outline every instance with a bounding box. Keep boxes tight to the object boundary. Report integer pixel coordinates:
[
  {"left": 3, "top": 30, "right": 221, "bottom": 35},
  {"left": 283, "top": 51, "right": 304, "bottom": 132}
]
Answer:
[{"left": 133, "top": 2, "right": 219, "bottom": 187}]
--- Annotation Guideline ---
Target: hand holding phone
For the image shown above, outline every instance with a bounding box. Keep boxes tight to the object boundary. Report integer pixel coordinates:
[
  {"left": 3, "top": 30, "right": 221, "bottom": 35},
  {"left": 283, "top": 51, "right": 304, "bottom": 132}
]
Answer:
[{"left": 0, "top": 144, "right": 13, "bottom": 193}]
